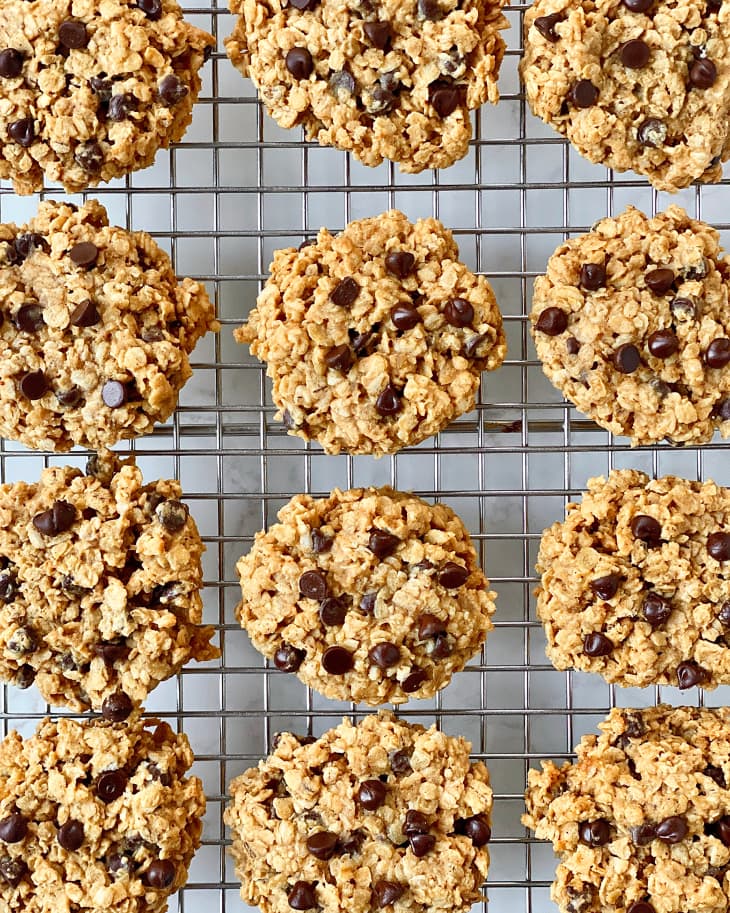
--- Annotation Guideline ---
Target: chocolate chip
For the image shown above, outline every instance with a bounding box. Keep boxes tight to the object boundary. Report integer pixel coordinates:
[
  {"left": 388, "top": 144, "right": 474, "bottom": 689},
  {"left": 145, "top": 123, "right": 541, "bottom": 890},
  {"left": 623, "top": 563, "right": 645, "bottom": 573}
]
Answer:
[
  {"left": 102, "top": 380, "right": 126, "bottom": 408},
  {"left": 13, "top": 233, "right": 47, "bottom": 262},
  {"left": 360, "top": 592, "right": 377, "bottom": 614},
  {"left": 623, "top": 0, "right": 653, "bottom": 8},
  {"left": 90, "top": 76, "right": 112, "bottom": 100},
  {"left": 402, "top": 667, "right": 428, "bottom": 692},
  {"left": 311, "top": 529, "right": 332, "bottom": 554},
  {"left": 580, "top": 262, "right": 606, "bottom": 290},
  {"left": 428, "top": 81, "right": 463, "bottom": 117},
  {"left": 704, "top": 338, "right": 730, "bottom": 368},
  {"left": 0, "top": 572, "right": 16, "bottom": 603},
  {"left": 430, "top": 632, "right": 452, "bottom": 659},
  {"left": 630, "top": 514, "right": 661, "bottom": 543},
  {"left": 418, "top": 0, "right": 443, "bottom": 17},
  {"left": 69, "top": 299, "right": 100, "bottom": 327},
  {"left": 372, "top": 881, "right": 404, "bottom": 907},
  {"left": 288, "top": 881, "right": 317, "bottom": 909},
  {"left": 299, "top": 570, "right": 328, "bottom": 600},
  {"left": 417, "top": 613, "right": 446, "bottom": 639},
  {"left": 444, "top": 297, "right": 474, "bottom": 328},
  {"left": 364, "top": 83, "right": 397, "bottom": 114},
  {"left": 137, "top": 0, "right": 163, "bottom": 18},
  {"left": 613, "top": 343, "right": 641, "bottom": 374},
  {"left": 643, "top": 593, "right": 672, "bottom": 626},
  {"left": 306, "top": 831, "right": 338, "bottom": 860},
  {"left": 708, "top": 531, "right": 730, "bottom": 560},
  {"left": 637, "top": 117, "right": 667, "bottom": 146},
  {"left": 534, "top": 12, "right": 562, "bottom": 40},
  {"left": 69, "top": 242, "right": 98, "bottom": 267},
  {"left": 0, "top": 49, "right": 23, "bottom": 78},
  {"left": 143, "top": 859, "right": 176, "bottom": 889},
  {"left": 57, "top": 820, "right": 84, "bottom": 851},
  {"left": 75, "top": 141, "right": 104, "bottom": 173},
  {"left": 96, "top": 770, "right": 127, "bottom": 803},
  {"left": 706, "top": 764, "right": 727, "bottom": 786},
  {"left": 409, "top": 832, "right": 436, "bottom": 856},
  {"left": 19, "top": 370, "right": 47, "bottom": 400},
  {"left": 627, "top": 903, "right": 654, "bottom": 913},
  {"left": 155, "top": 499, "right": 189, "bottom": 533},
  {"left": 647, "top": 329, "right": 678, "bottom": 358},
  {"left": 0, "top": 856, "right": 26, "bottom": 886},
  {"left": 324, "top": 344, "right": 353, "bottom": 372},
  {"left": 677, "top": 660, "right": 708, "bottom": 689},
  {"left": 385, "top": 251, "right": 415, "bottom": 279},
  {"left": 690, "top": 57, "right": 717, "bottom": 88},
  {"left": 102, "top": 691, "right": 133, "bottom": 722},
  {"left": 535, "top": 307, "right": 568, "bottom": 335},
  {"left": 329, "top": 69, "right": 355, "bottom": 97},
  {"left": 330, "top": 277, "right": 360, "bottom": 307},
  {"left": 106, "top": 852, "right": 130, "bottom": 876},
  {"left": 8, "top": 117, "right": 34, "bottom": 146},
  {"left": 391, "top": 303, "right": 421, "bottom": 331},
  {"left": 456, "top": 814, "right": 491, "bottom": 846},
  {"left": 631, "top": 823, "right": 656, "bottom": 845},
  {"left": 7, "top": 627, "right": 35, "bottom": 655},
  {"left": 285, "top": 46, "right": 314, "bottom": 79},
  {"left": 93, "top": 641, "right": 131, "bottom": 666},
  {"left": 404, "top": 810, "right": 429, "bottom": 835},
  {"left": 368, "top": 528, "right": 399, "bottom": 558},
  {"left": 590, "top": 574, "right": 620, "bottom": 600},
  {"left": 583, "top": 632, "right": 613, "bottom": 657},
  {"left": 463, "top": 333, "right": 489, "bottom": 358},
  {"left": 153, "top": 581, "right": 185, "bottom": 604},
  {"left": 719, "top": 602, "right": 730, "bottom": 626},
  {"left": 32, "top": 500, "right": 76, "bottom": 536},
  {"left": 14, "top": 304, "right": 44, "bottom": 334},
  {"left": 620, "top": 38, "right": 650, "bottom": 68},
  {"left": 15, "top": 664, "right": 35, "bottom": 689},
  {"left": 375, "top": 384, "right": 402, "bottom": 416},
  {"left": 274, "top": 643, "right": 305, "bottom": 672},
  {"left": 364, "top": 21, "right": 392, "bottom": 50},
  {"left": 319, "top": 596, "right": 348, "bottom": 626},
  {"left": 655, "top": 815, "right": 687, "bottom": 843},
  {"left": 570, "top": 79, "right": 599, "bottom": 108},
  {"left": 0, "top": 814, "right": 26, "bottom": 844},
  {"left": 368, "top": 642, "right": 400, "bottom": 668},
  {"left": 59, "top": 20, "right": 88, "bottom": 49},
  {"left": 645, "top": 268, "right": 675, "bottom": 295},
  {"left": 358, "top": 779, "right": 386, "bottom": 810},
  {"left": 390, "top": 748, "right": 412, "bottom": 774},
  {"left": 322, "top": 645, "right": 353, "bottom": 675},
  {"left": 108, "top": 93, "right": 138, "bottom": 121},
  {"left": 579, "top": 819, "right": 611, "bottom": 846},
  {"left": 438, "top": 562, "right": 468, "bottom": 588},
  {"left": 158, "top": 74, "right": 188, "bottom": 106}
]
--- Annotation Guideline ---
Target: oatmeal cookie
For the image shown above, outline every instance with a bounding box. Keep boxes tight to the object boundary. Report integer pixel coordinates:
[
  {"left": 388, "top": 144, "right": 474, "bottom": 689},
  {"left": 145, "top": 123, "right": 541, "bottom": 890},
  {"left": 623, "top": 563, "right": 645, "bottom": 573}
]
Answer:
[
  {"left": 524, "top": 705, "right": 730, "bottom": 913},
  {"left": 0, "top": 451, "right": 218, "bottom": 715},
  {"left": 536, "top": 468, "right": 730, "bottom": 690},
  {"left": 0, "top": 715, "right": 205, "bottom": 913},
  {"left": 0, "top": 0, "right": 213, "bottom": 195},
  {"left": 225, "top": 0, "right": 507, "bottom": 173},
  {"left": 235, "top": 210, "right": 506, "bottom": 456},
  {"left": 520, "top": 0, "right": 730, "bottom": 191},
  {"left": 0, "top": 198, "right": 217, "bottom": 451},
  {"left": 225, "top": 711, "right": 492, "bottom": 913},
  {"left": 235, "top": 486, "right": 495, "bottom": 705},
  {"left": 530, "top": 205, "right": 730, "bottom": 446}
]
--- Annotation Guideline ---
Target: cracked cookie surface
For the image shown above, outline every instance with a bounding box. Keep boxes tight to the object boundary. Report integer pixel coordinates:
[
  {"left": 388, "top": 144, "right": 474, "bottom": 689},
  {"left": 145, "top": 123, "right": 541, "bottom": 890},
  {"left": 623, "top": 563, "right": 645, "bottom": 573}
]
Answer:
[
  {"left": 235, "top": 210, "right": 506, "bottom": 456},
  {"left": 0, "top": 199, "right": 217, "bottom": 451},
  {"left": 0, "top": 715, "right": 205, "bottom": 913},
  {"left": 0, "top": 0, "right": 213, "bottom": 195},
  {"left": 531, "top": 206, "right": 730, "bottom": 446},
  {"left": 536, "top": 469, "right": 730, "bottom": 690},
  {"left": 235, "top": 486, "right": 495, "bottom": 705},
  {"left": 524, "top": 705, "right": 730, "bottom": 913},
  {"left": 225, "top": 0, "right": 507, "bottom": 173},
  {"left": 225, "top": 712, "right": 492, "bottom": 913},
  {"left": 0, "top": 451, "right": 218, "bottom": 714},
  {"left": 520, "top": 0, "right": 730, "bottom": 191}
]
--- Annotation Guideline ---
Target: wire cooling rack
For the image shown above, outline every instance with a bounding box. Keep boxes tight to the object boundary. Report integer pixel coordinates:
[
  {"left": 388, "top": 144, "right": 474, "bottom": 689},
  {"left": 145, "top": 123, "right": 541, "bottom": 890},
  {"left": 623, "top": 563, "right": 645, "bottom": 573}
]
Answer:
[{"left": 3, "top": 2, "right": 730, "bottom": 912}]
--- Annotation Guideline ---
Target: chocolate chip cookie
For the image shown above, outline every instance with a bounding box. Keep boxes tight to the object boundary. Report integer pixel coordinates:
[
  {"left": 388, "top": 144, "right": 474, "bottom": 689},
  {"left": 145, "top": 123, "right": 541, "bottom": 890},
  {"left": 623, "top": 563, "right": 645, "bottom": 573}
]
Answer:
[
  {"left": 0, "top": 199, "right": 217, "bottom": 451},
  {"left": 235, "top": 486, "right": 495, "bottom": 704},
  {"left": 225, "top": 711, "right": 492, "bottom": 913},
  {"left": 536, "top": 468, "right": 730, "bottom": 690},
  {"left": 0, "top": 714, "right": 205, "bottom": 912},
  {"left": 0, "top": 0, "right": 213, "bottom": 195},
  {"left": 0, "top": 451, "right": 218, "bottom": 715},
  {"left": 521, "top": 0, "right": 730, "bottom": 191},
  {"left": 235, "top": 210, "right": 506, "bottom": 455},
  {"left": 531, "top": 205, "right": 730, "bottom": 446},
  {"left": 524, "top": 705, "right": 730, "bottom": 913},
  {"left": 225, "top": 0, "right": 507, "bottom": 173}
]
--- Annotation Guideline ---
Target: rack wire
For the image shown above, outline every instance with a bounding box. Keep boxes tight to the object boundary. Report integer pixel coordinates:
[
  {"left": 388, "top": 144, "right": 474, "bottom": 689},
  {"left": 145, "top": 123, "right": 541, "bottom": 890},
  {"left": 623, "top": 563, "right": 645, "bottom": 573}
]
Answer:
[{"left": 3, "top": 1, "right": 730, "bottom": 912}]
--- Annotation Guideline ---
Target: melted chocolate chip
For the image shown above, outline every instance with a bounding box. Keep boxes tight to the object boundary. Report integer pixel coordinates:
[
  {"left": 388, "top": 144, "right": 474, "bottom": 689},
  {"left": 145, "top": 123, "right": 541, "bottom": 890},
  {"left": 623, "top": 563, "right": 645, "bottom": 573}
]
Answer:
[
  {"left": 677, "top": 660, "right": 708, "bottom": 689},
  {"left": 364, "top": 21, "right": 392, "bottom": 50},
  {"left": 428, "top": 81, "right": 463, "bottom": 117},
  {"left": 570, "top": 79, "right": 599, "bottom": 107},
  {"left": 8, "top": 118, "right": 35, "bottom": 146},
  {"left": 0, "top": 49, "right": 23, "bottom": 79},
  {"left": 708, "top": 531, "right": 730, "bottom": 560},
  {"left": 311, "top": 529, "right": 332, "bottom": 554},
  {"left": 69, "top": 299, "right": 100, "bottom": 327},
  {"left": 321, "top": 645, "right": 353, "bottom": 675},
  {"left": 93, "top": 641, "right": 131, "bottom": 666},
  {"left": 274, "top": 643, "right": 305, "bottom": 672},
  {"left": 655, "top": 815, "right": 688, "bottom": 843},
  {"left": 534, "top": 12, "right": 562, "bottom": 40},
  {"left": 158, "top": 74, "right": 188, "bottom": 106},
  {"left": 613, "top": 343, "right": 641, "bottom": 374},
  {"left": 360, "top": 592, "right": 377, "bottom": 614},
  {"left": 59, "top": 20, "right": 89, "bottom": 49},
  {"left": 391, "top": 303, "right": 421, "bottom": 330},
  {"left": 324, "top": 344, "right": 353, "bottom": 372},
  {"left": 417, "top": 613, "right": 447, "bottom": 640},
  {"left": 456, "top": 814, "right": 491, "bottom": 846},
  {"left": 706, "top": 764, "right": 727, "bottom": 787},
  {"left": 57, "top": 819, "right": 85, "bottom": 851},
  {"left": 690, "top": 57, "right": 717, "bottom": 88},
  {"left": 372, "top": 881, "right": 404, "bottom": 907},
  {"left": 108, "top": 93, "right": 139, "bottom": 121},
  {"left": 19, "top": 370, "right": 47, "bottom": 400},
  {"left": 69, "top": 242, "right": 98, "bottom": 267},
  {"left": 32, "top": 500, "right": 77, "bottom": 536},
  {"left": 620, "top": 38, "right": 650, "bottom": 67},
  {"left": 645, "top": 268, "right": 675, "bottom": 295},
  {"left": 15, "top": 304, "right": 44, "bottom": 333},
  {"left": 375, "top": 384, "right": 402, "bottom": 416},
  {"left": 0, "top": 856, "right": 26, "bottom": 886},
  {"left": 647, "top": 329, "right": 679, "bottom": 358},
  {"left": 637, "top": 117, "right": 667, "bottom": 147},
  {"left": 368, "top": 642, "right": 400, "bottom": 668},
  {"left": 402, "top": 667, "right": 428, "bottom": 692},
  {"left": 137, "top": 0, "right": 163, "bottom": 18},
  {"left": 719, "top": 602, "right": 730, "bottom": 626},
  {"left": 331, "top": 277, "right": 360, "bottom": 307},
  {"left": 409, "top": 832, "right": 436, "bottom": 856},
  {"left": 390, "top": 748, "right": 412, "bottom": 774},
  {"left": 536, "top": 307, "right": 568, "bottom": 335}
]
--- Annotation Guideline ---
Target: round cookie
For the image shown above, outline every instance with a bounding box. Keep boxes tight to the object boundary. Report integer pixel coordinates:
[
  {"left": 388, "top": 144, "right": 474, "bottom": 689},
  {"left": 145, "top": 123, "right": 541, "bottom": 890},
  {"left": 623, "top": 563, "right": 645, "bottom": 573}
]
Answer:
[
  {"left": 235, "top": 486, "right": 495, "bottom": 705},
  {"left": 524, "top": 705, "right": 730, "bottom": 913},
  {"left": 225, "top": 712, "right": 493, "bottom": 913},
  {"left": 235, "top": 210, "right": 506, "bottom": 456},
  {"left": 0, "top": 198, "right": 217, "bottom": 451},
  {"left": 520, "top": 0, "right": 730, "bottom": 191},
  {"left": 530, "top": 205, "right": 730, "bottom": 446},
  {"left": 225, "top": 0, "right": 508, "bottom": 173},
  {"left": 0, "top": 0, "right": 213, "bottom": 195},
  {"left": 0, "top": 451, "right": 219, "bottom": 714},
  {"left": 0, "top": 715, "right": 205, "bottom": 912},
  {"left": 536, "top": 469, "right": 730, "bottom": 690}
]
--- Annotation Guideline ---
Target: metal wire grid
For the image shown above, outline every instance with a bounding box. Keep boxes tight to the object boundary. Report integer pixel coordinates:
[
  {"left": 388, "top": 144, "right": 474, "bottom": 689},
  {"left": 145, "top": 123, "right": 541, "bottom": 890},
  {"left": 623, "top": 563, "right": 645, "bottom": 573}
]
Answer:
[{"left": 2, "top": 2, "right": 730, "bottom": 912}]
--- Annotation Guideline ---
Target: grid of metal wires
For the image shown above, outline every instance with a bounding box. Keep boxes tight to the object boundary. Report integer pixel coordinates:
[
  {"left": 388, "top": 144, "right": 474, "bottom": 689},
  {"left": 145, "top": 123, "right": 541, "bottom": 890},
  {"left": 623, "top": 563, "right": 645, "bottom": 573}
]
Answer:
[{"left": 2, "top": 1, "right": 730, "bottom": 912}]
